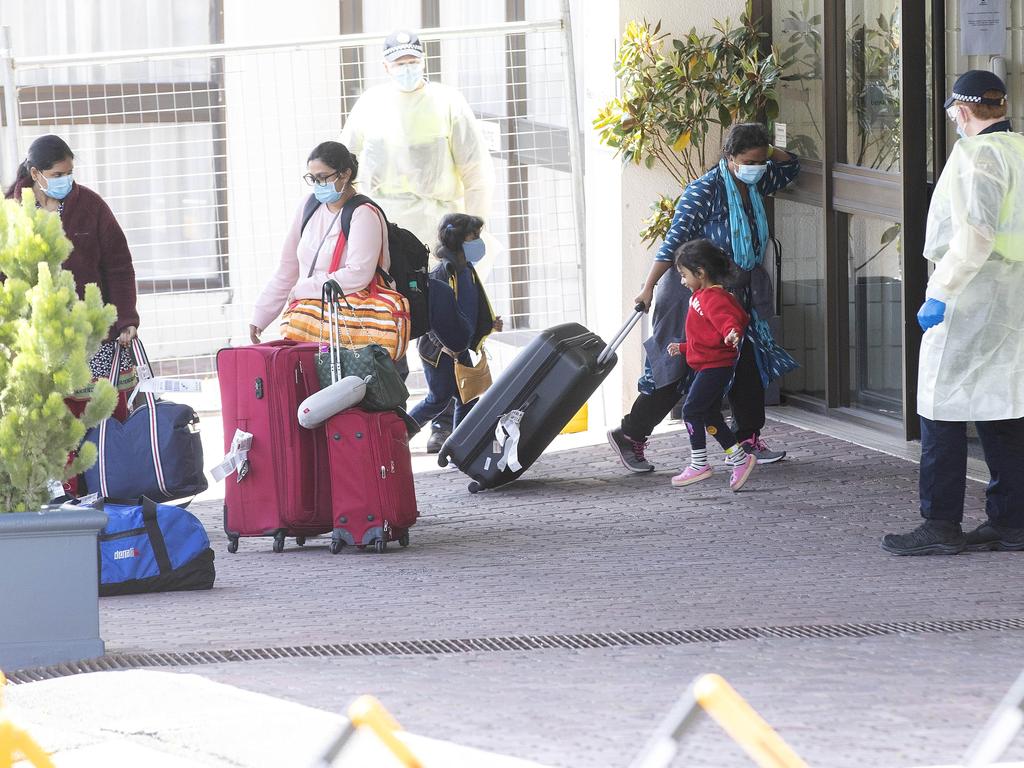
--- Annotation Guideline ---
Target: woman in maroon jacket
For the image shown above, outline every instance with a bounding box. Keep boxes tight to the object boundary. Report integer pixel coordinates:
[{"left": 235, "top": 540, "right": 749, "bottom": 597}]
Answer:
[{"left": 5, "top": 134, "right": 139, "bottom": 422}]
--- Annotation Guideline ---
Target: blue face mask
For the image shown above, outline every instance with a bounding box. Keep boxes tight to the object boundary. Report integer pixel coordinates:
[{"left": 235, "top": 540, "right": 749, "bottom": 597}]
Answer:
[
  {"left": 313, "top": 180, "right": 343, "bottom": 204},
  {"left": 391, "top": 62, "right": 424, "bottom": 92},
  {"left": 462, "top": 238, "right": 486, "bottom": 264},
  {"left": 733, "top": 163, "right": 767, "bottom": 185},
  {"left": 41, "top": 173, "right": 73, "bottom": 200}
]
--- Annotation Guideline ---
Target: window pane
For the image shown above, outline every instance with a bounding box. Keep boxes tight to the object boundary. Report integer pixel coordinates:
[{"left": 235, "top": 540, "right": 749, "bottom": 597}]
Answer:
[
  {"left": 845, "top": 0, "right": 901, "bottom": 170},
  {"left": 848, "top": 213, "right": 902, "bottom": 417},
  {"left": 777, "top": 198, "right": 826, "bottom": 400},
  {"left": 774, "top": 0, "right": 825, "bottom": 162}
]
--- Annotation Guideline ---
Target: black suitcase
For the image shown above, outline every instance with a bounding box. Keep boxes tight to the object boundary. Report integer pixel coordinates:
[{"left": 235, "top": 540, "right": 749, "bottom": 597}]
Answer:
[{"left": 438, "top": 309, "right": 643, "bottom": 492}]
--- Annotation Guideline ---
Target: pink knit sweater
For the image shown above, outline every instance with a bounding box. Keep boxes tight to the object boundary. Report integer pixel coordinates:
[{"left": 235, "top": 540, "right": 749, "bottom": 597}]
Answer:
[{"left": 251, "top": 198, "right": 391, "bottom": 331}]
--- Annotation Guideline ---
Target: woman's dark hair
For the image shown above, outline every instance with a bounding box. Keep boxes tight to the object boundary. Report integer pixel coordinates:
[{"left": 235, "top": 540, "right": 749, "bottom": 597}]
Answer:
[
  {"left": 675, "top": 239, "right": 733, "bottom": 284},
  {"left": 5, "top": 134, "right": 74, "bottom": 197},
  {"left": 436, "top": 213, "right": 484, "bottom": 259},
  {"left": 306, "top": 141, "right": 359, "bottom": 181},
  {"left": 722, "top": 123, "right": 771, "bottom": 159}
]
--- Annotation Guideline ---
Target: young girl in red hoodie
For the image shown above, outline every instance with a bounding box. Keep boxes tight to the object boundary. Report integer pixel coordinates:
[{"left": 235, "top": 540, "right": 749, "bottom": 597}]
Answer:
[{"left": 667, "top": 239, "right": 757, "bottom": 492}]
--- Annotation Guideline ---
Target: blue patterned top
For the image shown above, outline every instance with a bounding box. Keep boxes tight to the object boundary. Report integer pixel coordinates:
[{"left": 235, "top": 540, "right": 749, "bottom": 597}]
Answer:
[{"left": 655, "top": 156, "right": 800, "bottom": 264}]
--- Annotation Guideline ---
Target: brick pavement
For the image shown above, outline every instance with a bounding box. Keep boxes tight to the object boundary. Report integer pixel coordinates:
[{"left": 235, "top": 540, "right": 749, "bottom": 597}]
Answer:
[
  {"left": 99, "top": 420, "right": 1022, "bottom": 652},
  {"left": 86, "top": 418, "right": 1024, "bottom": 766}
]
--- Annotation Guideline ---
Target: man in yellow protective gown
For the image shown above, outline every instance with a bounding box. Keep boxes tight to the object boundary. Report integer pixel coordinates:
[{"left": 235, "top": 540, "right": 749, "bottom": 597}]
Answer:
[
  {"left": 342, "top": 30, "right": 496, "bottom": 452},
  {"left": 883, "top": 70, "right": 1024, "bottom": 555}
]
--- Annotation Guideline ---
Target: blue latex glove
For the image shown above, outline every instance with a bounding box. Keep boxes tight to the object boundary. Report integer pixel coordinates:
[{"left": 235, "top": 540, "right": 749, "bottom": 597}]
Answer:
[{"left": 917, "top": 298, "right": 946, "bottom": 331}]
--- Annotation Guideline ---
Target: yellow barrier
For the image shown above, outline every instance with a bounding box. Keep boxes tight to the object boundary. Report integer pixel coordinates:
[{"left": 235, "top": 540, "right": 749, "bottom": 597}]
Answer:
[
  {"left": 346, "top": 695, "right": 422, "bottom": 768},
  {"left": 559, "top": 404, "right": 588, "bottom": 435},
  {"left": 693, "top": 674, "right": 808, "bottom": 768},
  {"left": 629, "top": 673, "right": 809, "bottom": 768},
  {"left": 0, "top": 671, "right": 55, "bottom": 768}
]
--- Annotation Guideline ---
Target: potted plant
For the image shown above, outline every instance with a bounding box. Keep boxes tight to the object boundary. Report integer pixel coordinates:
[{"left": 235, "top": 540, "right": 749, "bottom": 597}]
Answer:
[
  {"left": 593, "top": 2, "right": 782, "bottom": 244},
  {"left": 0, "top": 190, "right": 116, "bottom": 671}
]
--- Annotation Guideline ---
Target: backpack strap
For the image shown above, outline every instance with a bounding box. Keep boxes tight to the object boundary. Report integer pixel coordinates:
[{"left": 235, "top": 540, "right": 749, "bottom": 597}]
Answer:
[
  {"left": 329, "top": 194, "right": 383, "bottom": 274},
  {"left": 300, "top": 194, "right": 320, "bottom": 237}
]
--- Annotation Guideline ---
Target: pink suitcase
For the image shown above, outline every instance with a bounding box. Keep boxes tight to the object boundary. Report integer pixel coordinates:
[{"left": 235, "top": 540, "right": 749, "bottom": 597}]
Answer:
[
  {"left": 323, "top": 408, "right": 418, "bottom": 554},
  {"left": 217, "top": 341, "right": 332, "bottom": 553}
]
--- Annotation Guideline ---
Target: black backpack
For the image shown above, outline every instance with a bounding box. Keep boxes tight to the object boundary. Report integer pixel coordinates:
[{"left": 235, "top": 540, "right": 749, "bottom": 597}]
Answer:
[{"left": 301, "top": 193, "right": 430, "bottom": 339}]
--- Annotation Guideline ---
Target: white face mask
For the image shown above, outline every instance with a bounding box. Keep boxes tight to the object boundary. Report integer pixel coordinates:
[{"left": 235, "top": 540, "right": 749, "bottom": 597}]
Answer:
[{"left": 391, "top": 62, "right": 424, "bottom": 92}]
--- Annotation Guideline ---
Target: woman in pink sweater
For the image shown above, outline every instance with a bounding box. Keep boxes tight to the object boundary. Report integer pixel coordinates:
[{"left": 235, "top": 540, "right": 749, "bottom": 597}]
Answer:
[{"left": 249, "top": 141, "right": 391, "bottom": 344}]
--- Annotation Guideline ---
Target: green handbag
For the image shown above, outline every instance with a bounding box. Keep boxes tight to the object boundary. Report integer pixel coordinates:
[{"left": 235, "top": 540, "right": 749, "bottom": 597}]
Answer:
[
  {"left": 316, "top": 279, "right": 409, "bottom": 412},
  {"left": 315, "top": 344, "right": 409, "bottom": 412}
]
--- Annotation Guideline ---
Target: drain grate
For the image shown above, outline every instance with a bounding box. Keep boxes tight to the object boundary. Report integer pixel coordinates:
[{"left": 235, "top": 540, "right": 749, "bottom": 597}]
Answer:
[{"left": 8, "top": 617, "right": 1024, "bottom": 684}]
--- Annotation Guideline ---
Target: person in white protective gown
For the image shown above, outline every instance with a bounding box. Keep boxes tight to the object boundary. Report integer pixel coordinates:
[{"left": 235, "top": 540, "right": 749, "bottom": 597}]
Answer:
[
  {"left": 341, "top": 29, "right": 496, "bottom": 452},
  {"left": 883, "top": 70, "right": 1024, "bottom": 556}
]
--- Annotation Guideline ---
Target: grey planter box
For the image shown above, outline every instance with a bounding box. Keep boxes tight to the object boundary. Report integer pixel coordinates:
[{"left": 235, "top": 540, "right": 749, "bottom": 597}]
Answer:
[{"left": 0, "top": 506, "right": 107, "bottom": 671}]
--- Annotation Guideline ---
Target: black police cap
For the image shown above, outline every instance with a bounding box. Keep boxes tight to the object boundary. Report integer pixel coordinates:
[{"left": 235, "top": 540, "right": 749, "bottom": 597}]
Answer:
[{"left": 944, "top": 69, "right": 1008, "bottom": 109}]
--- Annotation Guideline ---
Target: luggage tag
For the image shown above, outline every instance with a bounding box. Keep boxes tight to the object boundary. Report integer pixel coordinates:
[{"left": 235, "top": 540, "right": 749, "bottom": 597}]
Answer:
[
  {"left": 211, "top": 429, "right": 253, "bottom": 483},
  {"left": 494, "top": 409, "right": 525, "bottom": 473},
  {"left": 127, "top": 376, "right": 204, "bottom": 408}
]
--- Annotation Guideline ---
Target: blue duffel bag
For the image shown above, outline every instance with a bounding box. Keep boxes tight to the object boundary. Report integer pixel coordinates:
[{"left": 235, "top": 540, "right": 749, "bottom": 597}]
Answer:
[
  {"left": 83, "top": 397, "right": 208, "bottom": 503},
  {"left": 82, "top": 338, "right": 208, "bottom": 503},
  {"left": 89, "top": 496, "right": 216, "bottom": 597}
]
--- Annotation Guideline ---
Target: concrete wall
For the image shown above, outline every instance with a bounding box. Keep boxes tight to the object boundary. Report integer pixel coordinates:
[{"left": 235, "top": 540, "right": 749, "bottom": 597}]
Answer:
[{"left": 581, "top": 0, "right": 745, "bottom": 427}]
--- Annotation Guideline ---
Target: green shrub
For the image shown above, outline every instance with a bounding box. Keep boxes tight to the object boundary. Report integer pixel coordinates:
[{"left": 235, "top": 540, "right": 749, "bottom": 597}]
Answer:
[{"left": 0, "top": 191, "right": 116, "bottom": 512}]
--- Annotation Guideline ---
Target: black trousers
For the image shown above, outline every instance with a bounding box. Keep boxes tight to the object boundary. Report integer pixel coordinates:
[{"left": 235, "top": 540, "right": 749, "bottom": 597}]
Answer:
[
  {"left": 919, "top": 416, "right": 1024, "bottom": 527},
  {"left": 682, "top": 367, "right": 737, "bottom": 451},
  {"left": 622, "top": 339, "right": 765, "bottom": 442}
]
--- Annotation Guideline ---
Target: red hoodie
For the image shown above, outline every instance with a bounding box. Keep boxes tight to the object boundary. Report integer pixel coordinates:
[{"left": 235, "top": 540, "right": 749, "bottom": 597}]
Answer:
[{"left": 682, "top": 286, "right": 749, "bottom": 370}]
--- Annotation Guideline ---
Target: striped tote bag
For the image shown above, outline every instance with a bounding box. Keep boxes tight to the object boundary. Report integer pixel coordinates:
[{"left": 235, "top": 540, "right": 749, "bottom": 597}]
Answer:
[{"left": 280, "top": 276, "right": 410, "bottom": 360}]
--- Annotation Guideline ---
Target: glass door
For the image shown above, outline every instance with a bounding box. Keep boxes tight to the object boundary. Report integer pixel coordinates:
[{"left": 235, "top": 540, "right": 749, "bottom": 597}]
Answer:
[
  {"left": 770, "top": 0, "right": 932, "bottom": 436},
  {"left": 843, "top": 1, "right": 903, "bottom": 417}
]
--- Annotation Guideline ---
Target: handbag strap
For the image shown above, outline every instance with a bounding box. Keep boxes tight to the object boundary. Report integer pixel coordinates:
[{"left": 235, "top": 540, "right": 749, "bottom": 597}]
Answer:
[
  {"left": 305, "top": 205, "right": 345, "bottom": 279},
  {"left": 96, "top": 342, "right": 123, "bottom": 498},
  {"left": 103, "top": 337, "right": 169, "bottom": 499}
]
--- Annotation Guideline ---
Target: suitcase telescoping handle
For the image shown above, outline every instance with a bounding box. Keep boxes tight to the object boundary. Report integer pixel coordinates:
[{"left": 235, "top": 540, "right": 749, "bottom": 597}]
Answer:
[{"left": 596, "top": 303, "right": 646, "bottom": 367}]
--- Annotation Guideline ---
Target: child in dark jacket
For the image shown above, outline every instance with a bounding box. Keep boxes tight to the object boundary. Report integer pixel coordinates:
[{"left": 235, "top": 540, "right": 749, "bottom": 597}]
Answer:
[
  {"left": 410, "top": 214, "right": 502, "bottom": 432},
  {"left": 667, "top": 239, "right": 757, "bottom": 492}
]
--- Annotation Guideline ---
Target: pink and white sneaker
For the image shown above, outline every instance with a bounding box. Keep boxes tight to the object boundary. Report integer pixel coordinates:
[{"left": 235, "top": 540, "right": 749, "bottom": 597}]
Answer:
[
  {"left": 671, "top": 465, "right": 713, "bottom": 487},
  {"left": 729, "top": 453, "right": 757, "bottom": 492}
]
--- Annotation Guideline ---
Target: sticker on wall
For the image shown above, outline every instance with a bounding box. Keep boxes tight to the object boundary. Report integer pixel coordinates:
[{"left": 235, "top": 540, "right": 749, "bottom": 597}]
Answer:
[{"left": 774, "top": 122, "right": 787, "bottom": 150}]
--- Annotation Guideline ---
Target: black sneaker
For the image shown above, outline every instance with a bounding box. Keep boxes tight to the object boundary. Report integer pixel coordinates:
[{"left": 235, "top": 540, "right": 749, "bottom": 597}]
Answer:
[
  {"left": 426, "top": 428, "right": 450, "bottom": 455},
  {"left": 607, "top": 427, "right": 655, "bottom": 473},
  {"left": 881, "top": 520, "right": 966, "bottom": 556},
  {"left": 964, "top": 522, "right": 1024, "bottom": 552}
]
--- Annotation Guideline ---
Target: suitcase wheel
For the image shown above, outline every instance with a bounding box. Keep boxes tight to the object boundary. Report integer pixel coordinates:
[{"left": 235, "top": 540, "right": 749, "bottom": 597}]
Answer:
[
  {"left": 398, "top": 530, "right": 410, "bottom": 548},
  {"left": 227, "top": 536, "right": 239, "bottom": 554},
  {"left": 374, "top": 539, "right": 387, "bottom": 555},
  {"left": 437, "top": 452, "right": 449, "bottom": 468},
  {"left": 467, "top": 481, "right": 480, "bottom": 494},
  {"left": 329, "top": 538, "right": 343, "bottom": 555},
  {"left": 272, "top": 531, "right": 286, "bottom": 553},
  {"left": 295, "top": 536, "right": 306, "bottom": 547}
]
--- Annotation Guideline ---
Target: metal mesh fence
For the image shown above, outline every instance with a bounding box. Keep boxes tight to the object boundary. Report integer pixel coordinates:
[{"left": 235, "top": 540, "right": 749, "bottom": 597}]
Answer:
[{"left": 3, "top": 20, "right": 584, "bottom": 377}]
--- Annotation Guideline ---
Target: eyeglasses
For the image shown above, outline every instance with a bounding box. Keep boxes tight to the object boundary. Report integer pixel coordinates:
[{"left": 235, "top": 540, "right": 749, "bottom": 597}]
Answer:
[
  {"left": 946, "top": 105, "right": 960, "bottom": 122},
  {"left": 303, "top": 170, "right": 341, "bottom": 186}
]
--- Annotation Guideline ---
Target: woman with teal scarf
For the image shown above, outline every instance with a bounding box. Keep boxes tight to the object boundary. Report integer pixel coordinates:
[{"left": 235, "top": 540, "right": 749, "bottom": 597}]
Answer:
[{"left": 608, "top": 123, "right": 801, "bottom": 474}]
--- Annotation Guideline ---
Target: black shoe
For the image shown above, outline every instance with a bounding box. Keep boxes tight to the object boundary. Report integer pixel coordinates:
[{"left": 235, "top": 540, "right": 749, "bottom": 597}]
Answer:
[
  {"left": 426, "top": 428, "right": 450, "bottom": 455},
  {"left": 607, "top": 427, "right": 655, "bottom": 473},
  {"left": 964, "top": 522, "right": 1024, "bottom": 552},
  {"left": 881, "top": 520, "right": 966, "bottom": 556}
]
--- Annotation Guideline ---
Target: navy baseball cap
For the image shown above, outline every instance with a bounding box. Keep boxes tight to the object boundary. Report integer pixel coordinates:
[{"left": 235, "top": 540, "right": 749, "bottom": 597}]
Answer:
[
  {"left": 383, "top": 31, "right": 424, "bottom": 62},
  {"left": 944, "top": 69, "right": 1008, "bottom": 109}
]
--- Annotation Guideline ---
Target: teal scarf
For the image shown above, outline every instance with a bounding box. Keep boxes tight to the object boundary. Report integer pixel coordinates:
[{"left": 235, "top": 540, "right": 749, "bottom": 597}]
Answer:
[
  {"left": 717, "top": 159, "right": 798, "bottom": 387},
  {"left": 718, "top": 158, "right": 769, "bottom": 271}
]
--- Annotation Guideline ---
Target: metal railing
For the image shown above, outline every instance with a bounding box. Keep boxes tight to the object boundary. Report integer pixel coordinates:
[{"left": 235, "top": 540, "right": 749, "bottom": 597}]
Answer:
[{"left": 1, "top": 16, "right": 585, "bottom": 376}]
